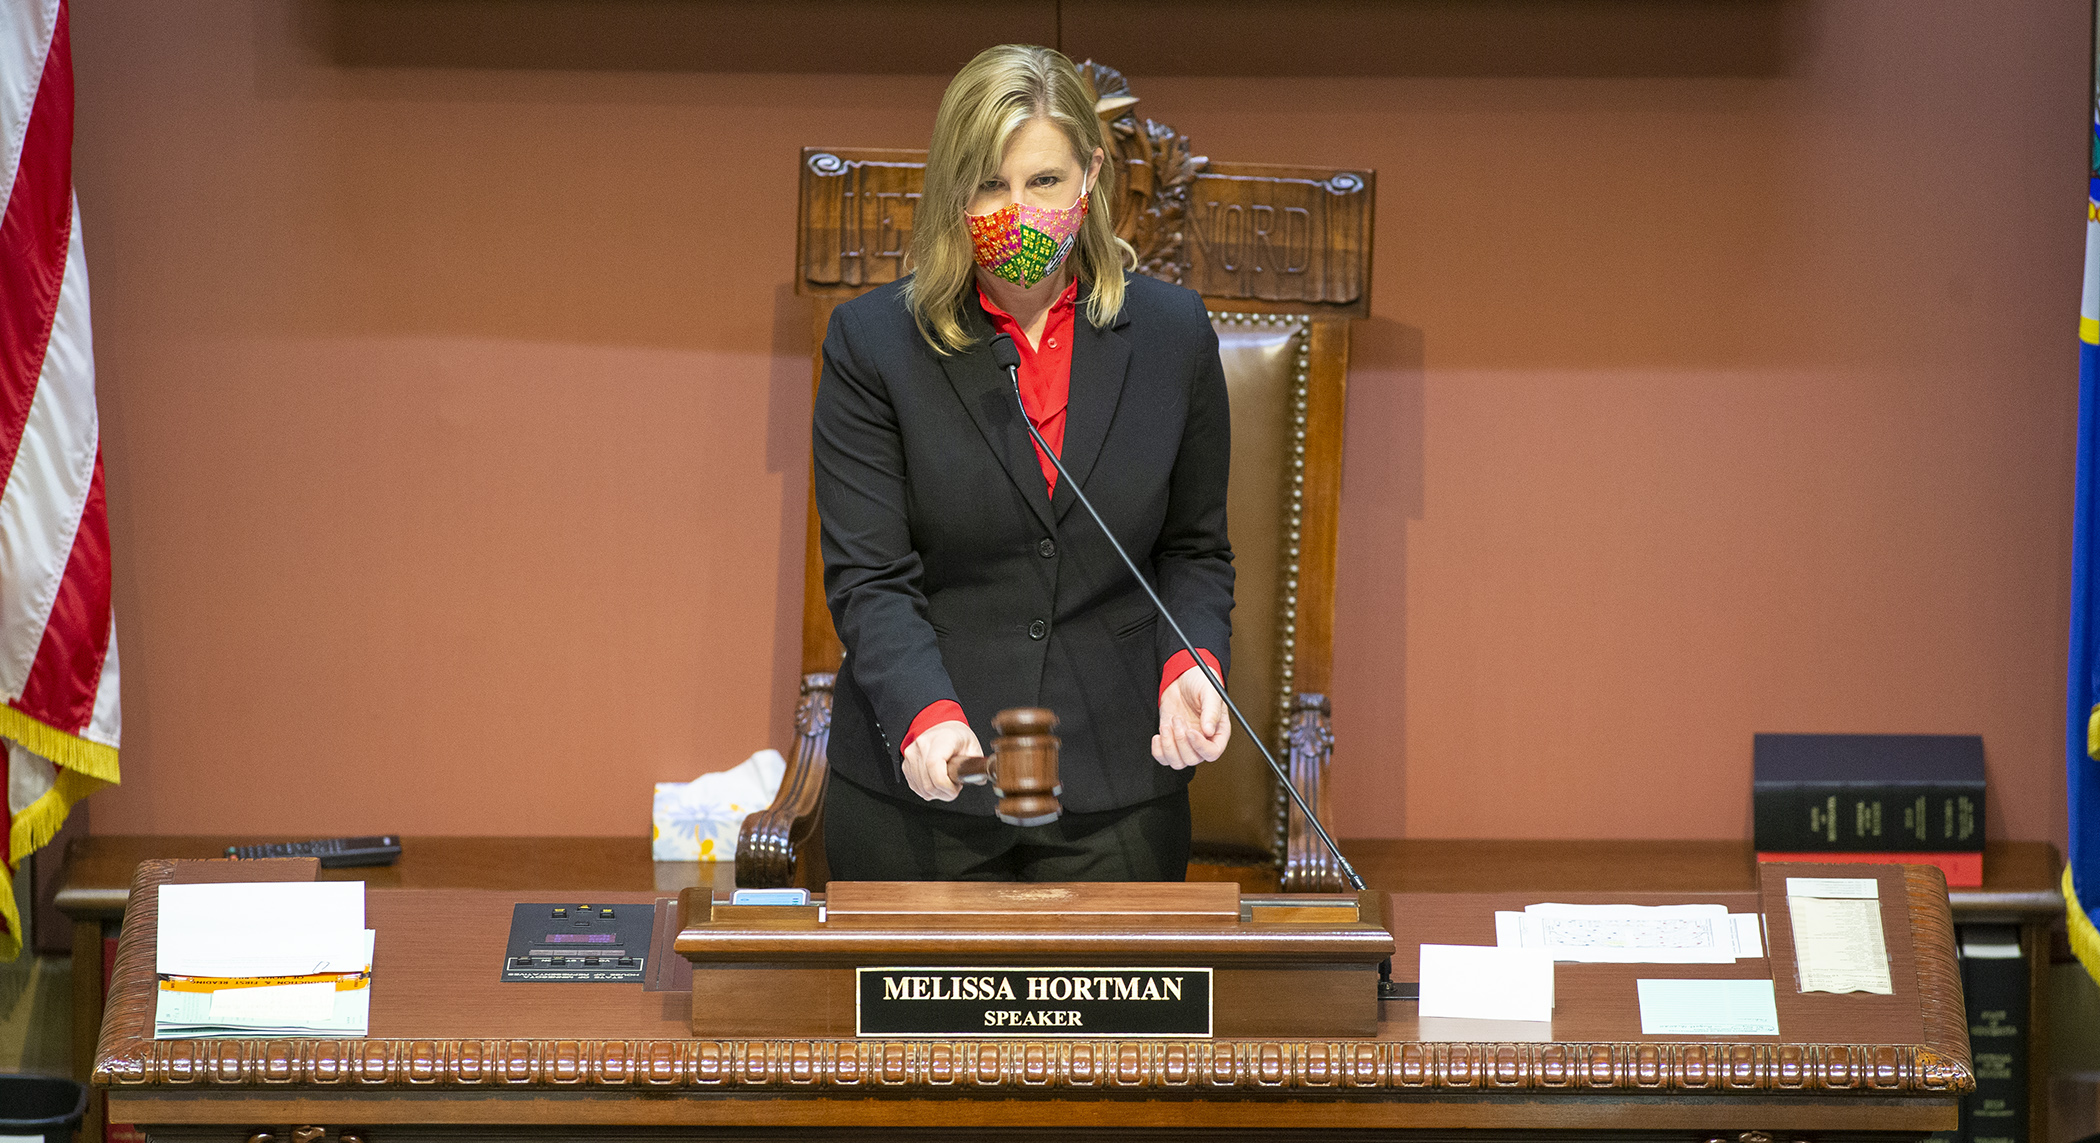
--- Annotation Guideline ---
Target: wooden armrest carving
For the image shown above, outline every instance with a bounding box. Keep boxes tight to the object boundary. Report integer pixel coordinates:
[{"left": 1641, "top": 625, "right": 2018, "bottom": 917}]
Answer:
[
  {"left": 1280, "top": 692, "right": 1343, "bottom": 892},
  {"left": 734, "top": 671, "right": 835, "bottom": 889}
]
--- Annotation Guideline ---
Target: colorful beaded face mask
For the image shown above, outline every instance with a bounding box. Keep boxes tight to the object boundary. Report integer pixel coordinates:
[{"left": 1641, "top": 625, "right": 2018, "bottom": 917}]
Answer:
[{"left": 966, "top": 181, "right": 1090, "bottom": 288}]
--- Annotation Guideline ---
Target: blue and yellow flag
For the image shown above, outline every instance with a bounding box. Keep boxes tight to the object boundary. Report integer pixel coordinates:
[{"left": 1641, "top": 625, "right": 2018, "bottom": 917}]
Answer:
[{"left": 2068, "top": 90, "right": 2100, "bottom": 985}]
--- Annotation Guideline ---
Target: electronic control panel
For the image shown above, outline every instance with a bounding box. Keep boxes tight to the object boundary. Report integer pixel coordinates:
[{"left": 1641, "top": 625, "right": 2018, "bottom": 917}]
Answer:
[{"left": 501, "top": 902, "right": 651, "bottom": 983}]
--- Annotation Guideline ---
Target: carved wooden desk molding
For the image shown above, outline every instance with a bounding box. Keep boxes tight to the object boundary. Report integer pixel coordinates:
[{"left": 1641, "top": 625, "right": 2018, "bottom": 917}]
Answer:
[
  {"left": 95, "top": 862, "right": 1971, "bottom": 1099},
  {"left": 100, "top": 1035, "right": 1968, "bottom": 1095}
]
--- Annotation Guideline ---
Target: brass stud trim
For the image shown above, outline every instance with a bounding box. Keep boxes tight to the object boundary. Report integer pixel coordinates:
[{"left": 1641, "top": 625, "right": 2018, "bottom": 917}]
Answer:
[{"left": 1209, "top": 310, "right": 1312, "bottom": 866}]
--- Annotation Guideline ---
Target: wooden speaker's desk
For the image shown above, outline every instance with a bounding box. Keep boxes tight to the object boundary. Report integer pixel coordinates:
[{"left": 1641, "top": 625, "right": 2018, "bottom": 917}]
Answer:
[{"left": 91, "top": 857, "right": 1970, "bottom": 1142}]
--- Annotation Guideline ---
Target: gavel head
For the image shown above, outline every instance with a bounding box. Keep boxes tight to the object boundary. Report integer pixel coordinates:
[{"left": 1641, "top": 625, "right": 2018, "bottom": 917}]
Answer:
[{"left": 988, "top": 707, "right": 1061, "bottom": 827}]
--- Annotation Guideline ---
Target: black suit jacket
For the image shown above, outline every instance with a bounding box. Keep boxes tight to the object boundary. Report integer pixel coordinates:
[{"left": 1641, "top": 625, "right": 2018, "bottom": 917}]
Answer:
[{"left": 813, "top": 271, "right": 1235, "bottom": 816}]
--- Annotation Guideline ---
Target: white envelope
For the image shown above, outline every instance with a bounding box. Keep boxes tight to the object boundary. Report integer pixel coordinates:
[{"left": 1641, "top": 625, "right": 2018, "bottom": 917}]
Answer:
[{"left": 1417, "top": 944, "right": 1554, "bottom": 1023}]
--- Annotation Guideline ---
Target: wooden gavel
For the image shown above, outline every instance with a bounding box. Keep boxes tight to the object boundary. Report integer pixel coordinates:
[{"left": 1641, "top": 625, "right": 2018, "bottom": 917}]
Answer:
[{"left": 946, "top": 707, "right": 1062, "bottom": 827}]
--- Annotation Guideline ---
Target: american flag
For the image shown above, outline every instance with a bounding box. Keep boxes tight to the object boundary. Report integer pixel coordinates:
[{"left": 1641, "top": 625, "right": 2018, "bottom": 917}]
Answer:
[{"left": 1, "top": 0, "right": 118, "bottom": 960}]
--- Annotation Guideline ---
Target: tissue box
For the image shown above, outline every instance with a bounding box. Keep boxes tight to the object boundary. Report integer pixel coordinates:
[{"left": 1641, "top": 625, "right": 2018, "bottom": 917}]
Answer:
[{"left": 652, "top": 749, "right": 786, "bottom": 861}]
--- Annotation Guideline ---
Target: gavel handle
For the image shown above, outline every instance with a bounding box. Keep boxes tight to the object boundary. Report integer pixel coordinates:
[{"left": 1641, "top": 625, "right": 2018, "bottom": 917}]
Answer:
[{"left": 947, "top": 754, "right": 991, "bottom": 786}]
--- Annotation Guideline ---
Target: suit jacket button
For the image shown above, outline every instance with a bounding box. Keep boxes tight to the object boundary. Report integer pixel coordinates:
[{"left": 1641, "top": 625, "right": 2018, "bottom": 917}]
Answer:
[
  {"left": 1028, "top": 619, "right": 1047, "bottom": 640},
  {"left": 1038, "top": 538, "right": 1057, "bottom": 558}
]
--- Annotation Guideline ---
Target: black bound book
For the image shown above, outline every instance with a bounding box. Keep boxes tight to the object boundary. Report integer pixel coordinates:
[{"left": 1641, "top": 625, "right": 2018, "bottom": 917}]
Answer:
[
  {"left": 1958, "top": 924, "right": 2028, "bottom": 1143},
  {"left": 1752, "top": 733, "right": 1985, "bottom": 852}
]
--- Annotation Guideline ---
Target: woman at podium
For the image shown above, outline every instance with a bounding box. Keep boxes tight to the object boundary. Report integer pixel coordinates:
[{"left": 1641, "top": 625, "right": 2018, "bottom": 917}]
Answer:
[{"left": 812, "top": 44, "right": 1236, "bottom": 881}]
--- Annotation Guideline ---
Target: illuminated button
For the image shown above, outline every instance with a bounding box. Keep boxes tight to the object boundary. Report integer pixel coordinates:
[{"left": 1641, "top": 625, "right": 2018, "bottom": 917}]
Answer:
[
  {"left": 600, "top": 908, "right": 615, "bottom": 917},
  {"left": 552, "top": 908, "right": 566, "bottom": 918}
]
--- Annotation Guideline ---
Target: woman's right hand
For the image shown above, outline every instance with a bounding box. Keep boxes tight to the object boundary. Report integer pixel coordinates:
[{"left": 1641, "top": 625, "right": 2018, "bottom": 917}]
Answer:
[{"left": 901, "top": 720, "right": 983, "bottom": 802}]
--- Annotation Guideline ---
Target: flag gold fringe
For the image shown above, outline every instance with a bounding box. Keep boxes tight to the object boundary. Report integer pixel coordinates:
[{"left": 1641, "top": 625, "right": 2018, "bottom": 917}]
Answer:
[
  {"left": 0, "top": 864, "right": 16, "bottom": 962},
  {"left": 0, "top": 706, "right": 120, "bottom": 961},
  {"left": 0, "top": 703, "right": 119, "bottom": 788},
  {"left": 2068, "top": 865, "right": 2100, "bottom": 988}
]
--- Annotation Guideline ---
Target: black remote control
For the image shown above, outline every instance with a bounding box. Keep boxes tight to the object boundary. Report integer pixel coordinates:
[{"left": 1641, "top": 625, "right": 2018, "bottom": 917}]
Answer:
[{"left": 224, "top": 835, "right": 402, "bottom": 868}]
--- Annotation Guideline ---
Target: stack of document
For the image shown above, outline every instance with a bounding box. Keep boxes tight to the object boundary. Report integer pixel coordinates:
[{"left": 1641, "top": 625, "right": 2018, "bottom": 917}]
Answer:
[
  {"left": 1786, "top": 876, "right": 1893, "bottom": 994},
  {"left": 1495, "top": 902, "right": 1765, "bottom": 964},
  {"left": 155, "top": 882, "right": 374, "bottom": 1039}
]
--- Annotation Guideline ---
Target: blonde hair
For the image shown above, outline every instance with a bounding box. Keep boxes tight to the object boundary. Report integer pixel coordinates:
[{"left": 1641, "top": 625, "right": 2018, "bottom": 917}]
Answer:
[{"left": 905, "top": 44, "right": 1136, "bottom": 355}]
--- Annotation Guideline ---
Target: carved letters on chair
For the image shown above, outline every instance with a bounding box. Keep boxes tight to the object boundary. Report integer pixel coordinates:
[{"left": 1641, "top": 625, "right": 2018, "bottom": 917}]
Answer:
[{"left": 799, "top": 62, "right": 1371, "bottom": 317}]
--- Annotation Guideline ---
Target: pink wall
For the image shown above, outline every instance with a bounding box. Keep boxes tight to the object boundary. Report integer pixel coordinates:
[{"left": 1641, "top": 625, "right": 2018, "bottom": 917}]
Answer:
[{"left": 70, "top": 0, "right": 2087, "bottom": 845}]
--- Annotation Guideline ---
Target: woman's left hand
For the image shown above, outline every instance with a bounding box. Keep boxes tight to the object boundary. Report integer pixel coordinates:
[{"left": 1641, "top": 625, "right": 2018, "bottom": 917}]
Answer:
[{"left": 1153, "top": 664, "right": 1230, "bottom": 769}]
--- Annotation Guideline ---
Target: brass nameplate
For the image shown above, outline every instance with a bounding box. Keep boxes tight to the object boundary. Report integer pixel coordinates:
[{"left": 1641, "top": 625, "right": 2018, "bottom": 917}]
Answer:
[{"left": 855, "top": 966, "right": 1212, "bottom": 1038}]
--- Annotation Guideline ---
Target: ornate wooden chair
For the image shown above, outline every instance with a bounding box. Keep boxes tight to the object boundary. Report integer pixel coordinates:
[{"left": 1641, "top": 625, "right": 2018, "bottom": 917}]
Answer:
[{"left": 737, "top": 63, "right": 1374, "bottom": 892}]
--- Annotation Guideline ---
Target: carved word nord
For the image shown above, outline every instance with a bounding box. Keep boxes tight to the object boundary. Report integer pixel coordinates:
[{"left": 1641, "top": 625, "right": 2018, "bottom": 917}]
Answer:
[
  {"left": 1183, "top": 173, "right": 1367, "bottom": 306},
  {"left": 1194, "top": 203, "right": 1313, "bottom": 274}
]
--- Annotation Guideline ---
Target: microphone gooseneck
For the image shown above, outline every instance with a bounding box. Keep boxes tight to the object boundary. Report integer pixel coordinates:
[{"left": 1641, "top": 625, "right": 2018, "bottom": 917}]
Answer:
[{"left": 989, "top": 331, "right": 1367, "bottom": 894}]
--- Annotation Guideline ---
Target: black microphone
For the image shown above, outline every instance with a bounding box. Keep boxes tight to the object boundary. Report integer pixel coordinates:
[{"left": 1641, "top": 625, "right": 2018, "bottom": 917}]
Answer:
[
  {"left": 988, "top": 331, "right": 1368, "bottom": 894},
  {"left": 990, "top": 331, "right": 1023, "bottom": 372}
]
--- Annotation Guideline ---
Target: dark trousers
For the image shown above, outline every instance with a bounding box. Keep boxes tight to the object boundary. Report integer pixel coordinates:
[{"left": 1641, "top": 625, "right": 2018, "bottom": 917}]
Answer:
[{"left": 823, "top": 774, "right": 1191, "bottom": 882}]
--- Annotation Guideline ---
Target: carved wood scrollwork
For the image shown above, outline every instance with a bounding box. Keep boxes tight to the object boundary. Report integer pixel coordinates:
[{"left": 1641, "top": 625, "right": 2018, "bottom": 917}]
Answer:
[
  {"left": 733, "top": 672, "right": 835, "bottom": 889},
  {"left": 798, "top": 152, "right": 920, "bottom": 291},
  {"left": 1903, "top": 863, "right": 1973, "bottom": 1089},
  {"left": 105, "top": 1035, "right": 1972, "bottom": 1095},
  {"left": 1077, "top": 60, "right": 1208, "bottom": 285},
  {"left": 1281, "top": 693, "right": 1341, "bottom": 892}
]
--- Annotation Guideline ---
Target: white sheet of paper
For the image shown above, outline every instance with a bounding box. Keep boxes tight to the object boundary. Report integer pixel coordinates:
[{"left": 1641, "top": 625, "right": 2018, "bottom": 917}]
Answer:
[
  {"left": 1417, "top": 1016, "right": 1556, "bottom": 1042},
  {"left": 159, "top": 881, "right": 365, "bottom": 930},
  {"left": 156, "top": 981, "right": 371, "bottom": 1038},
  {"left": 159, "top": 926, "right": 374, "bottom": 979},
  {"left": 157, "top": 883, "right": 370, "bottom": 977},
  {"left": 1636, "top": 978, "right": 1780, "bottom": 1036},
  {"left": 1498, "top": 908, "right": 1766, "bottom": 963},
  {"left": 1787, "top": 895, "right": 1893, "bottom": 994},
  {"left": 1503, "top": 903, "right": 1736, "bottom": 963},
  {"left": 207, "top": 981, "right": 339, "bottom": 1022},
  {"left": 1785, "top": 876, "right": 1879, "bottom": 899},
  {"left": 1960, "top": 932, "right": 2021, "bottom": 959},
  {"left": 1418, "top": 944, "right": 1554, "bottom": 1022},
  {"left": 1524, "top": 902, "right": 1728, "bottom": 919},
  {"left": 1731, "top": 913, "right": 1765, "bottom": 959}
]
